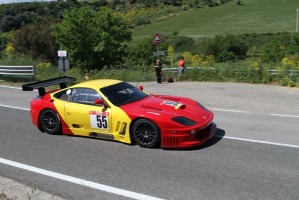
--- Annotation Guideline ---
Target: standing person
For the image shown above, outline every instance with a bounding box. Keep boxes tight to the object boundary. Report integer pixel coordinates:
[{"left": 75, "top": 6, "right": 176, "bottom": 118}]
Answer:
[
  {"left": 154, "top": 59, "right": 163, "bottom": 83},
  {"left": 178, "top": 56, "right": 185, "bottom": 74}
]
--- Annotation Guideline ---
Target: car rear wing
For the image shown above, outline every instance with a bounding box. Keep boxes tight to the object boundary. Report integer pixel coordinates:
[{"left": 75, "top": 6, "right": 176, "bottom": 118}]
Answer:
[{"left": 22, "top": 76, "right": 76, "bottom": 96}]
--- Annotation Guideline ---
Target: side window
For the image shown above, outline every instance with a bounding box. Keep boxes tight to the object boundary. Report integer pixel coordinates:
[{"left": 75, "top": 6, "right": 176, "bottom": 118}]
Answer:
[
  {"left": 71, "top": 88, "right": 100, "bottom": 105},
  {"left": 53, "top": 89, "right": 72, "bottom": 102}
]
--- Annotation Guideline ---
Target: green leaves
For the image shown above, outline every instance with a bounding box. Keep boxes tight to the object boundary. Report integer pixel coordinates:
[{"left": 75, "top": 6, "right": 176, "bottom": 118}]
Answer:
[
  {"left": 201, "top": 34, "right": 248, "bottom": 62},
  {"left": 51, "top": 6, "right": 132, "bottom": 70}
]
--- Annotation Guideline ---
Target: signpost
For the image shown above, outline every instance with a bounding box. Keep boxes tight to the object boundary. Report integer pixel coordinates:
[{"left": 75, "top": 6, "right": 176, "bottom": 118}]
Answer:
[
  {"left": 153, "top": 51, "right": 165, "bottom": 56},
  {"left": 57, "top": 50, "right": 70, "bottom": 74},
  {"left": 152, "top": 33, "right": 163, "bottom": 44},
  {"left": 152, "top": 33, "right": 164, "bottom": 57}
]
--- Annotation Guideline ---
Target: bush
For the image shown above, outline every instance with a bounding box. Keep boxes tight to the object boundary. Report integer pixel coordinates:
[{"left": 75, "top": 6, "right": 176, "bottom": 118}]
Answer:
[
  {"left": 14, "top": 18, "right": 60, "bottom": 64},
  {"left": 91, "top": 68, "right": 156, "bottom": 82},
  {"left": 35, "top": 61, "right": 62, "bottom": 81},
  {"left": 177, "top": 63, "right": 274, "bottom": 84},
  {"left": 261, "top": 39, "right": 285, "bottom": 63},
  {"left": 201, "top": 34, "right": 248, "bottom": 62},
  {"left": 0, "top": 53, "right": 37, "bottom": 65}
]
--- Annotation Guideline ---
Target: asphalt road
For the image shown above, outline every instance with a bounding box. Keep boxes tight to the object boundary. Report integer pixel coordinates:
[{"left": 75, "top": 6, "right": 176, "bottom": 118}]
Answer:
[{"left": 0, "top": 82, "right": 298, "bottom": 200}]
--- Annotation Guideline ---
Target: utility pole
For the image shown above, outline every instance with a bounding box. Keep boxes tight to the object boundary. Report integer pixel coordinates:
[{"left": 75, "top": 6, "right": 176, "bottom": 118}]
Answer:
[{"left": 296, "top": 8, "right": 299, "bottom": 33}]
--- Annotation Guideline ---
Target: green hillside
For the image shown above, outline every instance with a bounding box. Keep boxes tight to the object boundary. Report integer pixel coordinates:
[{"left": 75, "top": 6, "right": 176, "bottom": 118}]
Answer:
[{"left": 133, "top": 0, "right": 299, "bottom": 40}]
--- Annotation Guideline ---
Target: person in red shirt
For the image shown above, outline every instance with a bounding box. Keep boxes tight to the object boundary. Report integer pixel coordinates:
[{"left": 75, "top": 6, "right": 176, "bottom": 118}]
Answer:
[{"left": 178, "top": 56, "right": 185, "bottom": 74}]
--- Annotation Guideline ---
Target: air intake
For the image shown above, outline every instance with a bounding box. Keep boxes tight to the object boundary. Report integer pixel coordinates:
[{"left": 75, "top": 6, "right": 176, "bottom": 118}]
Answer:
[{"left": 162, "top": 136, "right": 179, "bottom": 147}]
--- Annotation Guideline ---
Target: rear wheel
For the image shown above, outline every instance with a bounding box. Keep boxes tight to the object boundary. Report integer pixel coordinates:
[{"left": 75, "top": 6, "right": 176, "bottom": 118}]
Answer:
[
  {"left": 39, "top": 109, "right": 62, "bottom": 135},
  {"left": 132, "top": 119, "right": 160, "bottom": 148}
]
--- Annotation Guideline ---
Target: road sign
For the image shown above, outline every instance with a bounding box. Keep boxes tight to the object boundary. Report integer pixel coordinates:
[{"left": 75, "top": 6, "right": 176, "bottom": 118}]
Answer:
[
  {"left": 58, "top": 57, "right": 70, "bottom": 74},
  {"left": 58, "top": 50, "right": 67, "bottom": 57},
  {"left": 152, "top": 33, "right": 163, "bottom": 44},
  {"left": 153, "top": 51, "right": 165, "bottom": 56}
]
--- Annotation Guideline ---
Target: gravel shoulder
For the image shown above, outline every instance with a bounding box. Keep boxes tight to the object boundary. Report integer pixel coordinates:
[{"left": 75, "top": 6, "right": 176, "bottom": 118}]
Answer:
[{"left": 0, "top": 176, "right": 64, "bottom": 200}]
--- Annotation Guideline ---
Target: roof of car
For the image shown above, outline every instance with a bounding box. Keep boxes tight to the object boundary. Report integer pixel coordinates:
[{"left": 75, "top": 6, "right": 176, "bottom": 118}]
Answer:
[{"left": 70, "top": 79, "right": 122, "bottom": 89}]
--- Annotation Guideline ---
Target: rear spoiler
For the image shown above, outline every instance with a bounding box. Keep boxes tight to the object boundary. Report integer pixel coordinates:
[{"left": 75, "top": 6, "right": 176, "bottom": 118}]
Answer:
[{"left": 22, "top": 76, "right": 76, "bottom": 96}]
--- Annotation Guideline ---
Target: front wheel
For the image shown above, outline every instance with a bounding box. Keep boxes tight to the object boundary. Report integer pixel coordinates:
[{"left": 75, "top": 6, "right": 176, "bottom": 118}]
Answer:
[
  {"left": 39, "top": 109, "right": 62, "bottom": 135},
  {"left": 132, "top": 119, "right": 160, "bottom": 148}
]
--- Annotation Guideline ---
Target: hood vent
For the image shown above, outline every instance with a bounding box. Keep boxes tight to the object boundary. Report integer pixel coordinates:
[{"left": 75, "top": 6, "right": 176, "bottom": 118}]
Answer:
[{"left": 141, "top": 105, "right": 163, "bottom": 111}]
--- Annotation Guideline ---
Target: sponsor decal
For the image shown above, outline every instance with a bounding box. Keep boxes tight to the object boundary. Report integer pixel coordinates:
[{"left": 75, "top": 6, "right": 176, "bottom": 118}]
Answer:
[{"left": 161, "top": 100, "right": 184, "bottom": 110}]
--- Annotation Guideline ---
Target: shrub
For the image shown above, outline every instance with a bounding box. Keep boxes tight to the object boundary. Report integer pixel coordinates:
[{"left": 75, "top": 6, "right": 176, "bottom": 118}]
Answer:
[
  {"left": 261, "top": 39, "right": 285, "bottom": 63},
  {"left": 90, "top": 68, "right": 156, "bottom": 82},
  {"left": 201, "top": 34, "right": 248, "bottom": 62},
  {"left": 35, "top": 62, "right": 62, "bottom": 81},
  {"left": 14, "top": 18, "right": 60, "bottom": 64}
]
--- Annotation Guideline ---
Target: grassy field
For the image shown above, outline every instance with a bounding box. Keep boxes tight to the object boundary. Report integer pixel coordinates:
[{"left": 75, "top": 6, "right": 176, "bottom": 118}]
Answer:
[{"left": 133, "top": 0, "right": 299, "bottom": 40}]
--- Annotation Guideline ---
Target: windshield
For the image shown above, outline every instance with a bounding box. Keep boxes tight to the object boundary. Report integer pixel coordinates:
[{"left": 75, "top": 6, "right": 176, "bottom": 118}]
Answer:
[{"left": 100, "top": 82, "right": 148, "bottom": 106}]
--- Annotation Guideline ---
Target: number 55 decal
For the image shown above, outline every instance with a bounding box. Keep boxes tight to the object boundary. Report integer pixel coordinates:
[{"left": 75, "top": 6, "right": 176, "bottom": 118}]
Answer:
[
  {"left": 96, "top": 115, "right": 107, "bottom": 128},
  {"left": 90, "top": 111, "right": 109, "bottom": 130}
]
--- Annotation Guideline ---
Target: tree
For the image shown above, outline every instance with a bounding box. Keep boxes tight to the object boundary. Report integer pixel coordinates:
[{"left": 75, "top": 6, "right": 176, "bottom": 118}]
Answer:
[
  {"left": 14, "top": 18, "right": 60, "bottom": 63},
  {"left": 0, "top": 15, "right": 16, "bottom": 32},
  {"left": 125, "top": 37, "right": 156, "bottom": 67},
  {"left": 51, "top": 6, "right": 132, "bottom": 70}
]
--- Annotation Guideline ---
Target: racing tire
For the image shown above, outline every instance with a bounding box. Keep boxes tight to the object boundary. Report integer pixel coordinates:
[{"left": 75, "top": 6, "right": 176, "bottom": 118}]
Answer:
[
  {"left": 132, "top": 119, "right": 160, "bottom": 148},
  {"left": 39, "top": 109, "right": 62, "bottom": 135}
]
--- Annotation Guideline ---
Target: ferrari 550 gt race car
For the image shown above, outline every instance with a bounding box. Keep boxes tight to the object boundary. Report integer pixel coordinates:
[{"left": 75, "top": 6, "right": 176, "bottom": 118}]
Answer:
[{"left": 22, "top": 76, "right": 217, "bottom": 149}]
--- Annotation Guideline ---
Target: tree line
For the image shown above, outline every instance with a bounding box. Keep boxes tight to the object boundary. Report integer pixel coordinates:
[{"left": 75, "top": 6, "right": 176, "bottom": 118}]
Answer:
[
  {"left": 0, "top": 0, "right": 232, "bottom": 68},
  {"left": 1, "top": 0, "right": 299, "bottom": 78},
  {"left": 0, "top": 0, "right": 230, "bottom": 32}
]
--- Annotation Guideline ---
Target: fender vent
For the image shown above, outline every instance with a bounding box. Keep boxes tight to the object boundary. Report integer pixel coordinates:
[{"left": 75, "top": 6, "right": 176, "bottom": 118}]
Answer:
[
  {"left": 162, "top": 136, "right": 179, "bottom": 147},
  {"left": 116, "top": 121, "right": 127, "bottom": 135}
]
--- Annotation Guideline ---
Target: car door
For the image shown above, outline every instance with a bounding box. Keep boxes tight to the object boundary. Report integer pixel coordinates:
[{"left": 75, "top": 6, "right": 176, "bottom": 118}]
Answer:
[{"left": 64, "top": 87, "right": 112, "bottom": 137}]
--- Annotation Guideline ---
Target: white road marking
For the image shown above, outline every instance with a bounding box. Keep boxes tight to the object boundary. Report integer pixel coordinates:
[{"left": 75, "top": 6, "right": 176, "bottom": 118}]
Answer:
[
  {"left": 211, "top": 108, "right": 250, "bottom": 113},
  {"left": 271, "top": 113, "right": 299, "bottom": 118},
  {"left": 0, "top": 104, "right": 29, "bottom": 111},
  {"left": 0, "top": 85, "right": 21, "bottom": 89},
  {"left": 212, "top": 108, "right": 299, "bottom": 119},
  {"left": 0, "top": 157, "right": 164, "bottom": 200},
  {"left": 215, "top": 135, "right": 299, "bottom": 149}
]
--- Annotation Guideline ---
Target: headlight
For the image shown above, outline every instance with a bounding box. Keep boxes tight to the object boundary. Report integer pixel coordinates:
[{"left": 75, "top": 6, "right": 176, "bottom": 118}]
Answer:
[{"left": 172, "top": 116, "right": 197, "bottom": 126}]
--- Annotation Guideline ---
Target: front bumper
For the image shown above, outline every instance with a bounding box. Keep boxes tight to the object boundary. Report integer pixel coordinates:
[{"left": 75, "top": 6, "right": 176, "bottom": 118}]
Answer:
[{"left": 161, "top": 122, "right": 217, "bottom": 148}]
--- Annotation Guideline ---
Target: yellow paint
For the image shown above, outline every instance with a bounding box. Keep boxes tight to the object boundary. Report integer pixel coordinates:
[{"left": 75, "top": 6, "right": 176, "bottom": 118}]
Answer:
[{"left": 50, "top": 80, "right": 133, "bottom": 144}]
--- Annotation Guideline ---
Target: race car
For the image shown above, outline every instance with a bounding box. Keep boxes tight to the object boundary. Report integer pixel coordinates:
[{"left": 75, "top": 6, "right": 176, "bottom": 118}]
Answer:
[{"left": 22, "top": 76, "right": 217, "bottom": 148}]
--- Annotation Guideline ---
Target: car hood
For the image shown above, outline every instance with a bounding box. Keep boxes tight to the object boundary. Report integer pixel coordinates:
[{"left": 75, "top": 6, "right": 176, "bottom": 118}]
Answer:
[{"left": 121, "top": 94, "right": 213, "bottom": 124}]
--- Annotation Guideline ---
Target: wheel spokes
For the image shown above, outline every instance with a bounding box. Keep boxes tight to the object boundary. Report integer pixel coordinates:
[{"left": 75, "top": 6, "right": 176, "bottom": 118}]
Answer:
[
  {"left": 135, "top": 123, "right": 157, "bottom": 145},
  {"left": 42, "top": 112, "right": 58, "bottom": 131}
]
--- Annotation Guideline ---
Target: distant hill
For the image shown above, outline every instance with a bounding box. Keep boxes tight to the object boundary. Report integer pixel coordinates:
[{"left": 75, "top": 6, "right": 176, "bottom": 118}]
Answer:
[
  {"left": 0, "top": 0, "right": 53, "bottom": 4},
  {"left": 0, "top": 0, "right": 229, "bottom": 33},
  {"left": 133, "top": 0, "right": 299, "bottom": 41}
]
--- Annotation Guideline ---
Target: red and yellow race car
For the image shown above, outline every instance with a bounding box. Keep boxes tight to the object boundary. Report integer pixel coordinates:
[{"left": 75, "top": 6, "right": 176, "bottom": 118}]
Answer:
[{"left": 22, "top": 76, "right": 216, "bottom": 149}]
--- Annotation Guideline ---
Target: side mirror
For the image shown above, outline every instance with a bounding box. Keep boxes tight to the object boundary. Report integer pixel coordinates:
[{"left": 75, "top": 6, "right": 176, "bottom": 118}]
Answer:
[
  {"left": 138, "top": 85, "right": 143, "bottom": 91},
  {"left": 94, "top": 99, "right": 108, "bottom": 107}
]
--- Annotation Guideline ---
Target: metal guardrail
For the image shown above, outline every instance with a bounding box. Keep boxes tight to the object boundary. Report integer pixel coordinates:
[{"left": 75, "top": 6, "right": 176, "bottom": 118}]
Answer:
[
  {"left": 0, "top": 65, "right": 35, "bottom": 76},
  {"left": 162, "top": 67, "right": 199, "bottom": 72},
  {"left": 268, "top": 70, "right": 299, "bottom": 75},
  {"left": 162, "top": 67, "right": 299, "bottom": 75}
]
